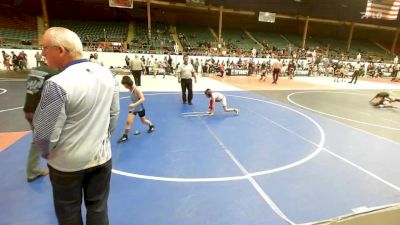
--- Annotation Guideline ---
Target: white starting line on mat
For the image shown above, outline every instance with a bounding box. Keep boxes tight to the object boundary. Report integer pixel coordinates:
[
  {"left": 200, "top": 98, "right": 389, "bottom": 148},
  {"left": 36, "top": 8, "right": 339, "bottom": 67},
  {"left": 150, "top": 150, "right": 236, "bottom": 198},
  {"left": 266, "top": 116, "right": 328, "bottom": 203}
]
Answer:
[{"left": 181, "top": 111, "right": 209, "bottom": 117}]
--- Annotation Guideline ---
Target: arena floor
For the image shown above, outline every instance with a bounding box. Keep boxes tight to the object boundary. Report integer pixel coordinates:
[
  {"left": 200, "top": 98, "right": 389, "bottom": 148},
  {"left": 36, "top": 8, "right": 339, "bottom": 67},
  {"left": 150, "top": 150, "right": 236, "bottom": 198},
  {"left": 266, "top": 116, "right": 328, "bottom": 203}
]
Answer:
[{"left": 1, "top": 73, "right": 400, "bottom": 225}]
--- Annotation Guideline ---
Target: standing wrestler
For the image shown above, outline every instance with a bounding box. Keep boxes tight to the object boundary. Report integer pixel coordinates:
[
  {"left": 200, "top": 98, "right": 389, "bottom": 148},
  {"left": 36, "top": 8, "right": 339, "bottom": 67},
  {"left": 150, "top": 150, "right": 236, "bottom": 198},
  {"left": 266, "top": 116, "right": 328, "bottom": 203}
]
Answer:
[{"left": 118, "top": 76, "right": 155, "bottom": 143}]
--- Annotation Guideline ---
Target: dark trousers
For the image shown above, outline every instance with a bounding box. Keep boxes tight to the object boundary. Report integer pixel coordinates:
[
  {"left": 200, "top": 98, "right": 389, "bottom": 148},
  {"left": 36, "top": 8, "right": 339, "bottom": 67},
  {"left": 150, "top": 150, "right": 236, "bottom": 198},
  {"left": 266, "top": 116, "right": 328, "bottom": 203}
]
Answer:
[
  {"left": 272, "top": 69, "right": 280, "bottom": 83},
  {"left": 48, "top": 159, "right": 112, "bottom": 225},
  {"left": 349, "top": 70, "right": 359, "bottom": 84},
  {"left": 180, "top": 78, "right": 193, "bottom": 103},
  {"left": 132, "top": 70, "right": 142, "bottom": 86}
]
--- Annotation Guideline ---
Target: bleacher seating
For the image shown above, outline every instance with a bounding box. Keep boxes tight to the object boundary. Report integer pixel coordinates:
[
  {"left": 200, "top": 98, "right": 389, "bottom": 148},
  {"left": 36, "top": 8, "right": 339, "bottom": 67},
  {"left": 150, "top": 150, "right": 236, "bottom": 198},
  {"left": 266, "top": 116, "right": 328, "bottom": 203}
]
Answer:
[
  {"left": 0, "top": 13, "right": 37, "bottom": 47},
  {"left": 0, "top": 13, "right": 394, "bottom": 60},
  {"left": 50, "top": 20, "right": 128, "bottom": 42},
  {"left": 130, "top": 22, "right": 173, "bottom": 53},
  {"left": 0, "top": 28, "right": 36, "bottom": 41},
  {"left": 316, "top": 37, "right": 347, "bottom": 52},
  {"left": 250, "top": 31, "right": 290, "bottom": 49},
  {"left": 176, "top": 25, "right": 216, "bottom": 52},
  {"left": 221, "top": 29, "right": 257, "bottom": 51},
  {"left": 350, "top": 39, "right": 391, "bottom": 58},
  {"left": 283, "top": 34, "right": 303, "bottom": 48}
]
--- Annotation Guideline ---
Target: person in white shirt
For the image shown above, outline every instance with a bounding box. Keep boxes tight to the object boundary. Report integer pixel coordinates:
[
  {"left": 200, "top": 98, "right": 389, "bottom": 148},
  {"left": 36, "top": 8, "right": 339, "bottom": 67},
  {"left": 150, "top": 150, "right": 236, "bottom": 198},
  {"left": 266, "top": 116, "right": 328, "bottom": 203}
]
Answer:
[
  {"left": 204, "top": 89, "right": 239, "bottom": 116},
  {"left": 394, "top": 56, "right": 398, "bottom": 65},
  {"left": 174, "top": 42, "right": 179, "bottom": 54},
  {"left": 177, "top": 54, "right": 197, "bottom": 105},
  {"left": 33, "top": 27, "right": 119, "bottom": 225},
  {"left": 271, "top": 58, "right": 283, "bottom": 84},
  {"left": 251, "top": 48, "right": 257, "bottom": 58}
]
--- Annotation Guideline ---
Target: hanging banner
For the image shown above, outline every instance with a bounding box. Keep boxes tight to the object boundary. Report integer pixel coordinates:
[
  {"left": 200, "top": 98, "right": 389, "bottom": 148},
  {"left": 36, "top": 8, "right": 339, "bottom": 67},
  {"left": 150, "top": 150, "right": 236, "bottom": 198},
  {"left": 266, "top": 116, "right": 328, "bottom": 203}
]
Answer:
[
  {"left": 186, "top": 0, "right": 206, "bottom": 6},
  {"left": 258, "top": 12, "right": 276, "bottom": 23},
  {"left": 109, "top": 0, "right": 133, "bottom": 9}
]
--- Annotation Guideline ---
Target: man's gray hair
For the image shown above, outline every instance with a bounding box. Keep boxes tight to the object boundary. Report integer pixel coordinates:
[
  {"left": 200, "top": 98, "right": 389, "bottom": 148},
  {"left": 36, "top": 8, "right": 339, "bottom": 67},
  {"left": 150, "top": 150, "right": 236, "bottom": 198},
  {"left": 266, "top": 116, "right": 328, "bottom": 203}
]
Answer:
[{"left": 46, "top": 27, "right": 83, "bottom": 57}]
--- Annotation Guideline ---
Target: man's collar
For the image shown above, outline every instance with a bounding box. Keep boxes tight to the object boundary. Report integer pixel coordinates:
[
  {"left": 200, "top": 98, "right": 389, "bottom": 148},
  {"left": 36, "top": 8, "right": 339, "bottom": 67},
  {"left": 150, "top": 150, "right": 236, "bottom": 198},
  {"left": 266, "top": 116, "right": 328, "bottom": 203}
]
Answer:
[{"left": 63, "top": 58, "right": 89, "bottom": 70}]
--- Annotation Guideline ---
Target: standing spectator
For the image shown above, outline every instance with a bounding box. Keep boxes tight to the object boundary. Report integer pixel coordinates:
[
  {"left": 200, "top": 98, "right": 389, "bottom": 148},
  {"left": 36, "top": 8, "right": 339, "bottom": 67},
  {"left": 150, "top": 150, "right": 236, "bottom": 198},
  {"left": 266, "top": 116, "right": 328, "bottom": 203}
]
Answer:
[
  {"left": 167, "top": 54, "right": 173, "bottom": 75},
  {"left": 174, "top": 42, "right": 179, "bottom": 54},
  {"left": 152, "top": 58, "right": 159, "bottom": 78},
  {"left": 35, "top": 51, "right": 42, "bottom": 67},
  {"left": 33, "top": 27, "right": 120, "bottom": 225},
  {"left": 24, "top": 65, "right": 58, "bottom": 182},
  {"left": 394, "top": 56, "right": 398, "bottom": 65},
  {"left": 392, "top": 63, "right": 400, "bottom": 81},
  {"left": 90, "top": 53, "right": 103, "bottom": 66},
  {"left": 125, "top": 55, "right": 130, "bottom": 68},
  {"left": 2, "top": 51, "right": 11, "bottom": 70},
  {"left": 11, "top": 51, "right": 18, "bottom": 71},
  {"left": 194, "top": 58, "right": 199, "bottom": 74},
  {"left": 357, "top": 53, "right": 361, "bottom": 62},
  {"left": 130, "top": 55, "right": 144, "bottom": 86},
  {"left": 287, "top": 60, "right": 296, "bottom": 79},
  {"left": 18, "top": 51, "right": 28, "bottom": 70},
  {"left": 251, "top": 47, "right": 257, "bottom": 58},
  {"left": 177, "top": 54, "right": 197, "bottom": 105}
]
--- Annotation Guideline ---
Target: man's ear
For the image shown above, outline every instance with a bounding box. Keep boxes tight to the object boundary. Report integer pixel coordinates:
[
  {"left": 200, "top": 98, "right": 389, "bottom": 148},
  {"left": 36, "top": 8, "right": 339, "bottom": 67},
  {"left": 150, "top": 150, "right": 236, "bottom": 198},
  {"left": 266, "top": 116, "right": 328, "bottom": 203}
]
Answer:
[{"left": 59, "top": 46, "right": 68, "bottom": 55}]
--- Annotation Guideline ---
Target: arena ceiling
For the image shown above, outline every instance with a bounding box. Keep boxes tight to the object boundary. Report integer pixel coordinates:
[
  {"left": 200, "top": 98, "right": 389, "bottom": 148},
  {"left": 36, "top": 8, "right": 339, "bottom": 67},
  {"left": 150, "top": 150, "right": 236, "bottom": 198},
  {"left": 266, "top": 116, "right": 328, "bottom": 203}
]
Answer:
[{"left": 1, "top": 0, "right": 399, "bottom": 27}]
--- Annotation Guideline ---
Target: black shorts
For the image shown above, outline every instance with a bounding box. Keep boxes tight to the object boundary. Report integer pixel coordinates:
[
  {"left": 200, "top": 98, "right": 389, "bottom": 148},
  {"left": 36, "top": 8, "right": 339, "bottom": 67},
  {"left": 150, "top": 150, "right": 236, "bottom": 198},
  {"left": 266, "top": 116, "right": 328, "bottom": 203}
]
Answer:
[{"left": 129, "top": 110, "right": 146, "bottom": 117}]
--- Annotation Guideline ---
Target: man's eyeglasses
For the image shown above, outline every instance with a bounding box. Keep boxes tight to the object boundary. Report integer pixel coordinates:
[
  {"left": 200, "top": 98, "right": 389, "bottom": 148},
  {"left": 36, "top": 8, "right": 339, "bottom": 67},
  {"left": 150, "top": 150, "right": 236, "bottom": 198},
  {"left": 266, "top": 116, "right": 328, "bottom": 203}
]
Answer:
[
  {"left": 42, "top": 45, "right": 70, "bottom": 52},
  {"left": 42, "top": 45, "right": 59, "bottom": 50}
]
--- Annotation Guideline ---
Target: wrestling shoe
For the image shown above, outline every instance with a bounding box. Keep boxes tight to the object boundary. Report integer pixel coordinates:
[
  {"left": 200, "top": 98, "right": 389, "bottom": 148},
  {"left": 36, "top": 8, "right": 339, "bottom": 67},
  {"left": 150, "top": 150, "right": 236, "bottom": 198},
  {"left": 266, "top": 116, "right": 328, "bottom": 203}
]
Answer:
[
  {"left": 147, "top": 125, "right": 155, "bottom": 133},
  {"left": 117, "top": 134, "right": 128, "bottom": 143}
]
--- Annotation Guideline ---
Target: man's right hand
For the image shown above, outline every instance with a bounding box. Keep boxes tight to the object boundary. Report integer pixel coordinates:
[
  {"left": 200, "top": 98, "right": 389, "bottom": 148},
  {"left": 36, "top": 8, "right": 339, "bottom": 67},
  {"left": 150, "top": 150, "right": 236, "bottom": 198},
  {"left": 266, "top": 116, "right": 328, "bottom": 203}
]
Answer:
[{"left": 25, "top": 112, "right": 34, "bottom": 124}]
